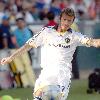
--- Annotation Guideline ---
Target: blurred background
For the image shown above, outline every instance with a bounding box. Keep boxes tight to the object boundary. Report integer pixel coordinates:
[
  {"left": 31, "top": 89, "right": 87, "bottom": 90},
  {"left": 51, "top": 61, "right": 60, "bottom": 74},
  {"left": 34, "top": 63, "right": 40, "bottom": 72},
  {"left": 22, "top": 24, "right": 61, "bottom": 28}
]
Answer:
[{"left": 0, "top": 0, "right": 100, "bottom": 100}]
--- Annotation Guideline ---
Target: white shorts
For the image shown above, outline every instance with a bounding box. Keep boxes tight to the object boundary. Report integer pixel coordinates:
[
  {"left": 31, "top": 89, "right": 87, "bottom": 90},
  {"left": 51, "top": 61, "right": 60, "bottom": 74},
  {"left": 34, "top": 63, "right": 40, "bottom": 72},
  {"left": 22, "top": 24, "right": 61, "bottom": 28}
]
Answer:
[{"left": 34, "top": 68, "right": 72, "bottom": 100}]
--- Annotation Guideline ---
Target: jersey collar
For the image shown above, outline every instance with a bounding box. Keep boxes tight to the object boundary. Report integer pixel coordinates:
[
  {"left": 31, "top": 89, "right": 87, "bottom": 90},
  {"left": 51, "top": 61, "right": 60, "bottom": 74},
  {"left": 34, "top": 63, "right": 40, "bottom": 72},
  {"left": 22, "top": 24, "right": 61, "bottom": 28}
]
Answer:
[
  {"left": 53, "top": 25, "right": 72, "bottom": 36},
  {"left": 53, "top": 25, "right": 72, "bottom": 33}
]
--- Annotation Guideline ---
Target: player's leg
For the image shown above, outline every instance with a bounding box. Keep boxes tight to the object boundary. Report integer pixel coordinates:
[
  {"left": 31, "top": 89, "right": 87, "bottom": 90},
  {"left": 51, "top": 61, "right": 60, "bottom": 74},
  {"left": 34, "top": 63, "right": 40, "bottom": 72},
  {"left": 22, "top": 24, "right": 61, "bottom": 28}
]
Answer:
[
  {"left": 33, "top": 78, "right": 43, "bottom": 100},
  {"left": 33, "top": 76, "right": 63, "bottom": 100},
  {"left": 60, "top": 79, "right": 71, "bottom": 100},
  {"left": 33, "top": 85, "right": 62, "bottom": 100},
  {"left": 33, "top": 68, "right": 71, "bottom": 100},
  {"left": 60, "top": 84, "right": 71, "bottom": 100},
  {"left": 42, "top": 85, "right": 62, "bottom": 100},
  {"left": 33, "top": 82, "right": 70, "bottom": 100},
  {"left": 33, "top": 88, "right": 42, "bottom": 100}
]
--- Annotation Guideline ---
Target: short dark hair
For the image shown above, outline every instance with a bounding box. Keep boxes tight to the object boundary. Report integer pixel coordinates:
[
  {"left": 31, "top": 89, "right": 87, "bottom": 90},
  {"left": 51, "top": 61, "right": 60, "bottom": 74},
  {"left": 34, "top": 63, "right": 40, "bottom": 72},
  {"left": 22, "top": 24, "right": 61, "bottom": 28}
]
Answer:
[
  {"left": 60, "top": 8, "right": 75, "bottom": 20},
  {"left": 46, "top": 11, "right": 55, "bottom": 20}
]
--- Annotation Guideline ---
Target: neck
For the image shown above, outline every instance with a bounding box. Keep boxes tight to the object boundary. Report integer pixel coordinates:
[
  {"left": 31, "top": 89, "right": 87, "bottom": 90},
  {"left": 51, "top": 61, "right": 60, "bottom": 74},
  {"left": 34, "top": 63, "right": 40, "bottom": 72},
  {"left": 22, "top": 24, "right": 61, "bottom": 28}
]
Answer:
[{"left": 57, "top": 25, "right": 67, "bottom": 33}]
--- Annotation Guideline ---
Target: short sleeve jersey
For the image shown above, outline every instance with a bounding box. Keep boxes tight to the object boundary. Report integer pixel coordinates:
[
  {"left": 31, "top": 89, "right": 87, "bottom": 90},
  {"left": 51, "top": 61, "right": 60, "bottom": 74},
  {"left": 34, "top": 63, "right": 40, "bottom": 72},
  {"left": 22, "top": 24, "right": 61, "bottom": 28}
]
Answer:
[{"left": 26, "top": 26, "right": 90, "bottom": 70}]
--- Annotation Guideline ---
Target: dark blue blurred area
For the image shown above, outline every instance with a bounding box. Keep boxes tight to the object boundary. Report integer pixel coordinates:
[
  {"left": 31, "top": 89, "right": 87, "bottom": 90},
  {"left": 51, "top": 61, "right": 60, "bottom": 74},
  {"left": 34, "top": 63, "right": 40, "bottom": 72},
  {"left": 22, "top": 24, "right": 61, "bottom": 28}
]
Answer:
[
  {"left": 35, "top": 1, "right": 45, "bottom": 10},
  {"left": 50, "top": 7, "right": 61, "bottom": 16}
]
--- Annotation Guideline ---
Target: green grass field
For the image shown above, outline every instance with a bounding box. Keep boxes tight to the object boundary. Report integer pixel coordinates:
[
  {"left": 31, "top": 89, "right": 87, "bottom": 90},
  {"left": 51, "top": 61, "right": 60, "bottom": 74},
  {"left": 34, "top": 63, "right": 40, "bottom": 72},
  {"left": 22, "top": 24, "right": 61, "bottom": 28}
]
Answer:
[{"left": 0, "top": 79, "right": 100, "bottom": 100}]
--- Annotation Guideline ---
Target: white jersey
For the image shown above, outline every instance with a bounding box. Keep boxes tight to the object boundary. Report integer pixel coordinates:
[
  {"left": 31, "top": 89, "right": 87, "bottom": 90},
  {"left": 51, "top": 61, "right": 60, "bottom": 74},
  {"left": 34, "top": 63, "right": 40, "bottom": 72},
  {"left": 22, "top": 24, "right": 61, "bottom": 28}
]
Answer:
[
  {"left": 27, "top": 26, "right": 90, "bottom": 71},
  {"left": 27, "top": 26, "right": 91, "bottom": 94}
]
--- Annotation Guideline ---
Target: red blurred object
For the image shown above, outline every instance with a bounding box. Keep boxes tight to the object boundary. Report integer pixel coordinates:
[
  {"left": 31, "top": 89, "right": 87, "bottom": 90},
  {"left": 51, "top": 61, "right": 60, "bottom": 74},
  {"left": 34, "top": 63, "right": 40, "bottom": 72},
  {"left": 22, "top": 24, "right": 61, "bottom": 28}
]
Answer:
[{"left": 45, "top": 20, "right": 57, "bottom": 27}]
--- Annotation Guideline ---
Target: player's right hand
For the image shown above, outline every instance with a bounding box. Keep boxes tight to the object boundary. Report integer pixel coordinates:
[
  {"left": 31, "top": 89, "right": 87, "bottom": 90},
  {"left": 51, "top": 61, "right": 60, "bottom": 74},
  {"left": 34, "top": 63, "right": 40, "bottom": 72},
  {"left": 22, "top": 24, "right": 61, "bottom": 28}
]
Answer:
[{"left": 0, "top": 57, "right": 12, "bottom": 65}]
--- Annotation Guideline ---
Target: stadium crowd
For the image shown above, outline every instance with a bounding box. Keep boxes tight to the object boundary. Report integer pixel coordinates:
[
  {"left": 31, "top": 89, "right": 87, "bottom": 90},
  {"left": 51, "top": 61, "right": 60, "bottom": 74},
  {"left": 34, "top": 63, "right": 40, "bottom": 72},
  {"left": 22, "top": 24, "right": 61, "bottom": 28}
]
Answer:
[
  {"left": 0, "top": 0, "right": 99, "bottom": 24},
  {"left": 0, "top": 0, "right": 100, "bottom": 49}
]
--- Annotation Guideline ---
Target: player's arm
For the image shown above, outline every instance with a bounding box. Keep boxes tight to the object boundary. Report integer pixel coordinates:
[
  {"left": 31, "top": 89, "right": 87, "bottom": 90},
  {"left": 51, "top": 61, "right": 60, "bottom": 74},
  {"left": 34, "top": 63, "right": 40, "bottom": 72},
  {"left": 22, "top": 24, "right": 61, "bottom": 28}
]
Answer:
[
  {"left": 76, "top": 32, "right": 100, "bottom": 48},
  {"left": 0, "top": 42, "right": 36, "bottom": 65},
  {"left": 0, "top": 27, "right": 46, "bottom": 65},
  {"left": 9, "top": 43, "right": 34, "bottom": 61},
  {"left": 86, "top": 39, "right": 100, "bottom": 48}
]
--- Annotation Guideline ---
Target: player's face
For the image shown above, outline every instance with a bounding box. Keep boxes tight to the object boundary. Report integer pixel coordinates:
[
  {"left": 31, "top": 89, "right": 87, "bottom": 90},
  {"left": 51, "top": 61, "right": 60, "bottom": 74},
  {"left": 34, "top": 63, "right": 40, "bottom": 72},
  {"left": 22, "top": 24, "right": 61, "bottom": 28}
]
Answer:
[{"left": 60, "top": 14, "right": 74, "bottom": 30}]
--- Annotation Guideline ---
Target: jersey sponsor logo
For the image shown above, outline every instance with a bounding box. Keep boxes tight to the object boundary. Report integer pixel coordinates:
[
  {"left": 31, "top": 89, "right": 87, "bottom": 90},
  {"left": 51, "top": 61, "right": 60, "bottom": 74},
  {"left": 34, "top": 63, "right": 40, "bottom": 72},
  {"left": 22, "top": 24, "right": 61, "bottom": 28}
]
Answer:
[
  {"left": 48, "top": 37, "right": 71, "bottom": 48},
  {"left": 49, "top": 43, "right": 70, "bottom": 48},
  {"left": 58, "top": 44, "right": 70, "bottom": 48}
]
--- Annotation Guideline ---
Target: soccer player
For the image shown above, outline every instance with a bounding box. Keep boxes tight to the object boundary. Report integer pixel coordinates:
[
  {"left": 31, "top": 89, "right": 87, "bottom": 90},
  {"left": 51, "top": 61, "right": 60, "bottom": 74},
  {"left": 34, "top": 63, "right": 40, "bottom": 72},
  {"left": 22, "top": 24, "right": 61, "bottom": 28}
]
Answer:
[{"left": 1, "top": 8, "right": 100, "bottom": 100}]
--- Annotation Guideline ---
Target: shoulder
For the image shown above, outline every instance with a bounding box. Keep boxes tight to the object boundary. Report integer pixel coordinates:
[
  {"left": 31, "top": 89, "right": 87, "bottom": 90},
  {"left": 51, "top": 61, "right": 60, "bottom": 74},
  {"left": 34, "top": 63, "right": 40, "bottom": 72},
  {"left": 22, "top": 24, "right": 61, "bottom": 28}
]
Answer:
[
  {"left": 13, "top": 28, "right": 21, "bottom": 36},
  {"left": 70, "top": 29, "right": 84, "bottom": 40},
  {"left": 23, "top": 27, "right": 32, "bottom": 34},
  {"left": 72, "top": 31, "right": 86, "bottom": 41},
  {"left": 13, "top": 28, "right": 19, "bottom": 33},
  {"left": 46, "top": 26, "right": 54, "bottom": 28},
  {"left": 39, "top": 26, "right": 53, "bottom": 33},
  {"left": 45, "top": 26, "right": 54, "bottom": 30},
  {"left": 71, "top": 29, "right": 82, "bottom": 36},
  {"left": 45, "top": 26, "right": 56, "bottom": 33},
  {"left": 74, "top": 31, "right": 83, "bottom": 37}
]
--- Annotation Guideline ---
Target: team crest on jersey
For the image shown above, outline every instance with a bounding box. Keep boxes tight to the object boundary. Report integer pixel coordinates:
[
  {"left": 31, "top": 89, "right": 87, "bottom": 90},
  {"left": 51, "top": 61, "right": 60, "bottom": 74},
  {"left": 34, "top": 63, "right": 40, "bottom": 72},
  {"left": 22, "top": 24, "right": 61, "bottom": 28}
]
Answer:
[{"left": 65, "top": 38, "right": 70, "bottom": 43}]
